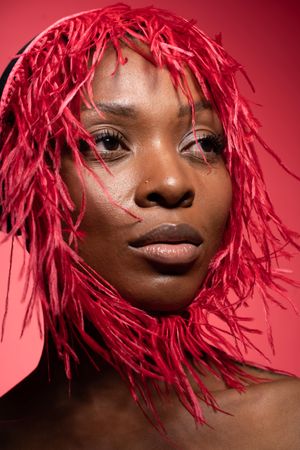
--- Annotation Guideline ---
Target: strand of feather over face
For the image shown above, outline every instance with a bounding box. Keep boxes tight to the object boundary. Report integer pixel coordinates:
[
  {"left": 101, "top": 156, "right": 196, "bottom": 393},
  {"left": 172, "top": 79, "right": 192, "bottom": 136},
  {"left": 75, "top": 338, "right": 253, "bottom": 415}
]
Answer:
[{"left": 0, "top": 4, "right": 299, "bottom": 430}]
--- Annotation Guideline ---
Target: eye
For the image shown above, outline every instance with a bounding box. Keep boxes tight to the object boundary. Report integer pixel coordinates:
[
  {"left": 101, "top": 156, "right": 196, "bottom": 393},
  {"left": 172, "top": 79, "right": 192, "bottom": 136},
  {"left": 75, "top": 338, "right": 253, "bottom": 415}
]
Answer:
[
  {"left": 96, "top": 133, "right": 121, "bottom": 151},
  {"left": 92, "top": 129, "right": 129, "bottom": 161},
  {"left": 180, "top": 131, "right": 226, "bottom": 161}
]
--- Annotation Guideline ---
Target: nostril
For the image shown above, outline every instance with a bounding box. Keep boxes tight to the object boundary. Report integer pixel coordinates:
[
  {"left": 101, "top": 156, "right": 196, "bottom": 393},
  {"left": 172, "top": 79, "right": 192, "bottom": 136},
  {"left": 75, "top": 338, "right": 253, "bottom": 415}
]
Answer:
[
  {"left": 146, "top": 190, "right": 194, "bottom": 208},
  {"left": 181, "top": 190, "right": 194, "bottom": 207},
  {"left": 147, "top": 192, "right": 164, "bottom": 204}
]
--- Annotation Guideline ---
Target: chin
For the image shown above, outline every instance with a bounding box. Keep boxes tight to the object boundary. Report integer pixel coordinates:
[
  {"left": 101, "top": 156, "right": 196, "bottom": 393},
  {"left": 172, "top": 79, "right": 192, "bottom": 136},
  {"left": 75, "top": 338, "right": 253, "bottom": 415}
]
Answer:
[
  {"left": 115, "top": 273, "right": 205, "bottom": 314},
  {"left": 127, "top": 292, "right": 197, "bottom": 314}
]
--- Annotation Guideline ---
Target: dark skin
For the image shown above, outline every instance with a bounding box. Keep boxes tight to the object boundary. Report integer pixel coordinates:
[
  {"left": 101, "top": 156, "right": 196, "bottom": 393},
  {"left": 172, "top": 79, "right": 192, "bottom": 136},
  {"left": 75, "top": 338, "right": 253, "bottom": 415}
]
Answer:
[
  {"left": 62, "top": 45, "right": 232, "bottom": 312},
  {"left": 1, "top": 46, "right": 300, "bottom": 449},
  {"left": 1, "top": 357, "right": 300, "bottom": 449}
]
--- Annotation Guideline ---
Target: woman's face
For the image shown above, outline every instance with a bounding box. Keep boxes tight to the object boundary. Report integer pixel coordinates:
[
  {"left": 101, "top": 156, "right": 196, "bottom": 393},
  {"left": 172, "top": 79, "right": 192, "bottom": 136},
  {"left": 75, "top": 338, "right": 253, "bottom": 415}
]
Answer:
[{"left": 61, "top": 46, "right": 232, "bottom": 312}]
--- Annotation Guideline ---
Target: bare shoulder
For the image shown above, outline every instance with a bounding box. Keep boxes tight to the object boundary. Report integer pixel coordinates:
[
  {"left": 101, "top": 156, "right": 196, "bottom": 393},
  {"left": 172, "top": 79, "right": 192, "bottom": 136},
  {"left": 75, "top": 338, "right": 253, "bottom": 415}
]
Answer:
[
  {"left": 252, "top": 373, "right": 300, "bottom": 418},
  {"left": 257, "top": 375, "right": 300, "bottom": 434},
  {"left": 252, "top": 374, "right": 300, "bottom": 449},
  {"left": 209, "top": 369, "right": 300, "bottom": 450},
  {"left": 237, "top": 364, "right": 300, "bottom": 414}
]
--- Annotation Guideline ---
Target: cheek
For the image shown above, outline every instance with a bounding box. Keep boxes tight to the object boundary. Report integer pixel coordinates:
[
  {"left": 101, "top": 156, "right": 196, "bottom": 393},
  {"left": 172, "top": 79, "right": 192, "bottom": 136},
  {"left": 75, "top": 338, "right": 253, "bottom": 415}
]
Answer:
[
  {"left": 60, "top": 159, "right": 132, "bottom": 232},
  {"left": 81, "top": 174, "right": 137, "bottom": 236},
  {"left": 204, "top": 169, "right": 232, "bottom": 241}
]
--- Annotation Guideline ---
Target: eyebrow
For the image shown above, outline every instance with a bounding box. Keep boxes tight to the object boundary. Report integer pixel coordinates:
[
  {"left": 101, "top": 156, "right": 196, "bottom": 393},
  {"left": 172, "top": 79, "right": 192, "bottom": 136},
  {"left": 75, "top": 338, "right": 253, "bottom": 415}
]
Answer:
[
  {"left": 178, "top": 99, "right": 212, "bottom": 117},
  {"left": 81, "top": 99, "right": 212, "bottom": 119}
]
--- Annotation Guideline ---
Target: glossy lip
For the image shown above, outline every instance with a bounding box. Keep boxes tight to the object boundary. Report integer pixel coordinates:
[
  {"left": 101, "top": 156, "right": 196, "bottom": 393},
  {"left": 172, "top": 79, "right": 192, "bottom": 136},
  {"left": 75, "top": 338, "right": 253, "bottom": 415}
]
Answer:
[
  {"left": 129, "top": 224, "right": 203, "bottom": 266},
  {"left": 129, "top": 223, "right": 203, "bottom": 248}
]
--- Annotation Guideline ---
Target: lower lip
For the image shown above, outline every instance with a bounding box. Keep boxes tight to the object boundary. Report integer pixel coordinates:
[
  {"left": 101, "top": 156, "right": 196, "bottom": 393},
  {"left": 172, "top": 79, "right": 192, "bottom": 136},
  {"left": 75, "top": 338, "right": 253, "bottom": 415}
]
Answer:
[{"left": 131, "top": 243, "right": 201, "bottom": 265}]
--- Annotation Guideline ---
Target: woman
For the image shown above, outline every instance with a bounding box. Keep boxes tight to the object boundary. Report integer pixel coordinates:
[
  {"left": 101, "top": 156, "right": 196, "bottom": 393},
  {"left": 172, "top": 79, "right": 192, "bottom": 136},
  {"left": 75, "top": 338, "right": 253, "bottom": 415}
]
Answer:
[{"left": 0, "top": 4, "right": 299, "bottom": 449}]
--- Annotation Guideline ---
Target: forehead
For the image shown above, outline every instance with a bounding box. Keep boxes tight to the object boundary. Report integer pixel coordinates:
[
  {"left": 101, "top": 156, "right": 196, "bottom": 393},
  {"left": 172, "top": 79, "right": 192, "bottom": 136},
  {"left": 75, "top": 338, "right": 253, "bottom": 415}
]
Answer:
[{"left": 87, "top": 45, "right": 204, "bottom": 112}]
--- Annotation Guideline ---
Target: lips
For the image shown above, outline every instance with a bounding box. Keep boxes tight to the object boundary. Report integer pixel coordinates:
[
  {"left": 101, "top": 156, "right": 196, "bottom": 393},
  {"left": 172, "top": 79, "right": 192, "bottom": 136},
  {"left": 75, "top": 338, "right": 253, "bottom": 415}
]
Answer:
[
  {"left": 129, "top": 224, "right": 203, "bottom": 266},
  {"left": 130, "top": 223, "right": 203, "bottom": 247}
]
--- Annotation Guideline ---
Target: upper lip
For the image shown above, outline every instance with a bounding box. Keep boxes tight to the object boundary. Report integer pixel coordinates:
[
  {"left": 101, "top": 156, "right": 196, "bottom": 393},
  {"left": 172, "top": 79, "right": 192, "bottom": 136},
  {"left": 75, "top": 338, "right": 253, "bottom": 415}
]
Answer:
[{"left": 129, "top": 224, "right": 203, "bottom": 248}]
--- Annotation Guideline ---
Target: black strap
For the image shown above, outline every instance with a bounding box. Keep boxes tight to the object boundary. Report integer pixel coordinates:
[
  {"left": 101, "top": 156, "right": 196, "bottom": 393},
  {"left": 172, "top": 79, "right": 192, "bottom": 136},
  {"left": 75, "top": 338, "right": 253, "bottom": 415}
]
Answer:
[
  {"left": 0, "top": 40, "right": 34, "bottom": 235},
  {"left": 0, "top": 39, "right": 34, "bottom": 99}
]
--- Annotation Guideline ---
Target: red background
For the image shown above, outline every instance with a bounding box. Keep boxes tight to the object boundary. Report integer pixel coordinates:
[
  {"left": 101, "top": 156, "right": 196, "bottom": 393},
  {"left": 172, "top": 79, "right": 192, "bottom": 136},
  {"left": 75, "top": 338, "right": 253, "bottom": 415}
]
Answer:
[{"left": 0, "top": 0, "right": 299, "bottom": 375}]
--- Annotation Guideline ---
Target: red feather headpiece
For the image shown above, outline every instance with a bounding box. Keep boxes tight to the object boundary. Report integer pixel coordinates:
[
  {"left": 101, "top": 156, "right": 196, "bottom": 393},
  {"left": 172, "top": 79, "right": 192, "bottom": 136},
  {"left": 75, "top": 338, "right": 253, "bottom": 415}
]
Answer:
[{"left": 0, "top": 3, "right": 299, "bottom": 429}]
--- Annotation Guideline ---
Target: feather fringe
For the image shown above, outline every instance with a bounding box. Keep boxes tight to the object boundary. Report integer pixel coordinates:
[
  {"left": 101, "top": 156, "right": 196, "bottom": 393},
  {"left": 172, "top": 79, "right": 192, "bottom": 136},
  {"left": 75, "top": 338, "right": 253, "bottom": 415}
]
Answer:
[{"left": 0, "top": 3, "right": 299, "bottom": 429}]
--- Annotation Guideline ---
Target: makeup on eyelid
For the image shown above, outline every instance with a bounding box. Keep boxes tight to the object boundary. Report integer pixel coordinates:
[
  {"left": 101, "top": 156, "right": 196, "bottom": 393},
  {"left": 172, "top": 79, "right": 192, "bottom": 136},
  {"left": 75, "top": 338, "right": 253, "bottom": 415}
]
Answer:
[{"left": 81, "top": 128, "right": 226, "bottom": 162}]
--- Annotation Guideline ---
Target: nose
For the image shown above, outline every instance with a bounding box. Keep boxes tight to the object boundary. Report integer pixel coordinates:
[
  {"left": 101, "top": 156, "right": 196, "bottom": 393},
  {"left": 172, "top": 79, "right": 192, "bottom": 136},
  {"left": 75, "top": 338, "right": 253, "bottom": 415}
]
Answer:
[{"left": 134, "top": 149, "right": 195, "bottom": 209}]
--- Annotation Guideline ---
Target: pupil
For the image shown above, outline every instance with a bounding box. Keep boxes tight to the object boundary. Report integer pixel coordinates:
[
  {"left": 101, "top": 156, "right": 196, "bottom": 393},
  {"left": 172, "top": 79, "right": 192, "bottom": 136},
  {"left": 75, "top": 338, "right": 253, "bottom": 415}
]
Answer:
[
  {"left": 200, "top": 138, "right": 213, "bottom": 152},
  {"left": 103, "top": 136, "right": 119, "bottom": 150}
]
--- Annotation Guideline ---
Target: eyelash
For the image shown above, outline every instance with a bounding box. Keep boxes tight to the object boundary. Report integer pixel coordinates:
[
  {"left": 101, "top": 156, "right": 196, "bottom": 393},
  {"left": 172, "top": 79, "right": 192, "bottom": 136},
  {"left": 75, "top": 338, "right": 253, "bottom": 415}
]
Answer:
[
  {"left": 201, "top": 134, "right": 226, "bottom": 154},
  {"left": 94, "top": 129, "right": 126, "bottom": 148},
  {"left": 90, "top": 129, "right": 128, "bottom": 161},
  {"left": 181, "top": 133, "right": 226, "bottom": 159},
  {"left": 87, "top": 129, "right": 226, "bottom": 162}
]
